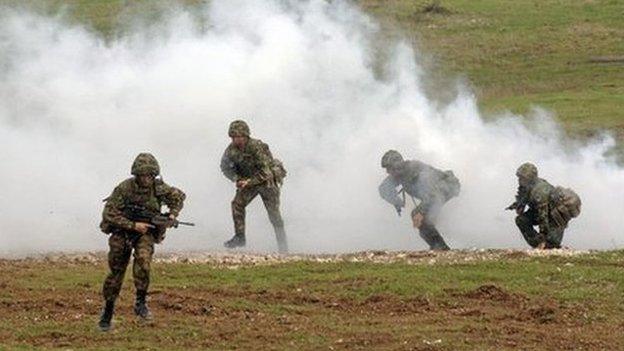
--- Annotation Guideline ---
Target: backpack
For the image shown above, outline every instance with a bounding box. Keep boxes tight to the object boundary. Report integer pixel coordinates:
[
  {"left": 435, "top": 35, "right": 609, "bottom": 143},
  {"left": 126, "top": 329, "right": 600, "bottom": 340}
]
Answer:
[
  {"left": 441, "top": 170, "right": 461, "bottom": 200},
  {"left": 259, "top": 140, "right": 287, "bottom": 186},
  {"left": 549, "top": 186, "right": 581, "bottom": 227}
]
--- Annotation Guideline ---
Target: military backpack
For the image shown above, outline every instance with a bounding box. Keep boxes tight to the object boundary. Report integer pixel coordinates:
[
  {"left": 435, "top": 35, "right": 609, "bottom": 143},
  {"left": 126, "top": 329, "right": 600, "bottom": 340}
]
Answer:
[
  {"left": 549, "top": 186, "right": 581, "bottom": 227},
  {"left": 259, "top": 141, "right": 287, "bottom": 186}
]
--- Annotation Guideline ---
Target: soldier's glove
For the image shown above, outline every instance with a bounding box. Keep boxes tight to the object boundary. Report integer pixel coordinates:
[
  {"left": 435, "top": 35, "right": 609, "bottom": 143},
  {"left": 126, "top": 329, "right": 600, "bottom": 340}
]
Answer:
[{"left": 411, "top": 211, "right": 424, "bottom": 229}]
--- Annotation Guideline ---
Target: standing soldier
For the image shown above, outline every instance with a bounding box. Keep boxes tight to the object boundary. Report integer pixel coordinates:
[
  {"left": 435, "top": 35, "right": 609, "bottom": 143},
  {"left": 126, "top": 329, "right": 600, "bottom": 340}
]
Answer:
[
  {"left": 220, "top": 120, "right": 288, "bottom": 253},
  {"left": 98, "top": 153, "right": 186, "bottom": 332},
  {"left": 507, "top": 162, "right": 581, "bottom": 249},
  {"left": 378, "top": 150, "right": 460, "bottom": 251}
]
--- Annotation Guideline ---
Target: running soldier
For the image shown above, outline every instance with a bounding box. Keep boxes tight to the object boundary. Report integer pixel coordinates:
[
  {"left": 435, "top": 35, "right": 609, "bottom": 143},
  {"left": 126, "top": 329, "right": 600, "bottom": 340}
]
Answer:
[
  {"left": 379, "top": 150, "right": 460, "bottom": 250},
  {"left": 220, "top": 120, "right": 288, "bottom": 253},
  {"left": 98, "top": 153, "right": 186, "bottom": 331}
]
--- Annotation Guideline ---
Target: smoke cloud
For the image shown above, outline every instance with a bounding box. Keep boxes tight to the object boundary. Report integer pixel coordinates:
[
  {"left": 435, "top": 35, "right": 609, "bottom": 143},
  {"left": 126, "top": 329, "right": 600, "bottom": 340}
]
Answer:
[{"left": 0, "top": 0, "right": 622, "bottom": 256}]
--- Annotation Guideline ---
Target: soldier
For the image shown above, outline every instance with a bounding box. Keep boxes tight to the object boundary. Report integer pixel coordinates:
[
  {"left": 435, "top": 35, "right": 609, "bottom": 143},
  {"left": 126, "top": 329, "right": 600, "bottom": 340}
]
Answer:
[
  {"left": 507, "top": 162, "right": 580, "bottom": 249},
  {"left": 220, "top": 120, "right": 288, "bottom": 253},
  {"left": 379, "top": 150, "right": 460, "bottom": 250},
  {"left": 97, "top": 153, "right": 186, "bottom": 332}
]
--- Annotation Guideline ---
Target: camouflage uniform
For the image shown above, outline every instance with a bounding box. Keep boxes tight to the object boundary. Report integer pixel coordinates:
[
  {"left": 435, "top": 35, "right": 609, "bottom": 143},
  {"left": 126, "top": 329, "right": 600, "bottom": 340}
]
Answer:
[
  {"left": 510, "top": 163, "right": 564, "bottom": 249},
  {"left": 98, "top": 153, "right": 185, "bottom": 330},
  {"left": 379, "top": 150, "right": 460, "bottom": 250},
  {"left": 220, "top": 120, "right": 287, "bottom": 253}
]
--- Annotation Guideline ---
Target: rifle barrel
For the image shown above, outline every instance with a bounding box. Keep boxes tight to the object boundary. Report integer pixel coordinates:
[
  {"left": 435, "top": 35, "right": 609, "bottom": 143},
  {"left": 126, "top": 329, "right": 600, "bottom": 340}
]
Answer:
[{"left": 177, "top": 221, "right": 195, "bottom": 226}]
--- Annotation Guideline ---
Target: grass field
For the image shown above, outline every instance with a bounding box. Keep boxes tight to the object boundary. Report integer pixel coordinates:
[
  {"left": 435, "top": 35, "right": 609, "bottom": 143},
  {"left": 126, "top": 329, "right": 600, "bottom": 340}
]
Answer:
[
  {"left": 1, "top": 250, "right": 623, "bottom": 350},
  {"left": 359, "top": 0, "right": 624, "bottom": 137}
]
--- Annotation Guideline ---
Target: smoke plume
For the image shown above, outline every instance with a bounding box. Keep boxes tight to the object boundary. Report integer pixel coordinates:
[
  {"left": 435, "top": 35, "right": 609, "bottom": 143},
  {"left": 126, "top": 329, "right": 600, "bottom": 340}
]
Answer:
[{"left": 0, "top": 0, "right": 622, "bottom": 255}]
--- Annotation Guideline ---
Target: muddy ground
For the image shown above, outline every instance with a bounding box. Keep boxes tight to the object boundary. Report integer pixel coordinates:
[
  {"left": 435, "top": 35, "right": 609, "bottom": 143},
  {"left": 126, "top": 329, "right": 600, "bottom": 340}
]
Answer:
[{"left": 0, "top": 249, "right": 622, "bottom": 350}]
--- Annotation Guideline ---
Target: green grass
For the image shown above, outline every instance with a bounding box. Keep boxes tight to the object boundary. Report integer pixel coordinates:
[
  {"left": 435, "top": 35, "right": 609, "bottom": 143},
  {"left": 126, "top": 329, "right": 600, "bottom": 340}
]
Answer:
[
  {"left": 1, "top": 251, "right": 624, "bottom": 349},
  {"left": 359, "top": 0, "right": 624, "bottom": 137}
]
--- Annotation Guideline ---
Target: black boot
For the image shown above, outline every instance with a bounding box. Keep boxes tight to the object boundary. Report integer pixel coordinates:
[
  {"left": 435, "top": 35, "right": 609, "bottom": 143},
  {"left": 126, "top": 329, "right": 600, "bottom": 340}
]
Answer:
[
  {"left": 274, "top": 227, "right": 288, "bottom": 254},
  {"left": 134, "top": 290, "right": 152, "bottom": 321},
  {"left": 419, "top": 223, "right": 451, "bottom": 251},
  {"left": 224, "top": 234, "right": 246, "bottom": 249},
  {"left": 98, "top": 299, "right": 115, "bottom": 332}
]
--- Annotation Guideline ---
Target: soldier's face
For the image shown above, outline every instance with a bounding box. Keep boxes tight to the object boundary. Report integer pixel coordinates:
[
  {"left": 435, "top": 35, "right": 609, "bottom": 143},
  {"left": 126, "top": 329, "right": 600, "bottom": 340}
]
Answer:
[
  {"left": 518, "top": 175, "right": 531, "bottom": 187},
  {"left": 386, "top": 167, "right": 400, "bottom": 178},
  {"left": 232, "top": 136, "right": 248, "bottom": 148},
  {"left": 136, "top": 174, "right": 155, "bottom": 188}
]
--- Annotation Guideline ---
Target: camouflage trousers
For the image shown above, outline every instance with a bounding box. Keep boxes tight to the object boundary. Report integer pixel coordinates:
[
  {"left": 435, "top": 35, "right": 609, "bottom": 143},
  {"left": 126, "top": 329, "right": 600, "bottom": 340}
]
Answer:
[
  {"left": 232, "top": 183, "right": 287, "bottom": 251},
  {"left": 515, "top": 209, "right": 565, "bottom": 249},
  {"left": 102, "top": 231, "right": 155, "bottom": 301}
]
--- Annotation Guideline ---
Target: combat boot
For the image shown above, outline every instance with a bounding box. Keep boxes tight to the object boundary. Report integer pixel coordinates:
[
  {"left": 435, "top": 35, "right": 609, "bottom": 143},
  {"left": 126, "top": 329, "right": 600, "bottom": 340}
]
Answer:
[
  {"left": 419, "top": 224, "right": 451, "bottom": 251},
  {"left": 224, "top": 234, "right": 246, "bottom": 248},
  {"left": 134, "top": 290, "right": 152, "bottom": 321},
  {"left": 98, "top": 299, "right": 115, "bottom": 332},
  {"left": 274, "top": 227, "right": 288, "bottom": 254}
]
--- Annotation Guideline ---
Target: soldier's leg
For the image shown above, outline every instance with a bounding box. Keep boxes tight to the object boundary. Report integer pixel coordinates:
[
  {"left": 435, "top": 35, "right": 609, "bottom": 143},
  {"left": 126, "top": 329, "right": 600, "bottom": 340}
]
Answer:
[
  {"left": 414, "top": 199, "right": 449, "bottom": 251},
  {"left": 132, "top": 234, "right": 155, "bottom": 320},
  {"left": 259, "top": 185, "right": 287, "bottom": 253},
  {"left": 418, "top": 219, "right": 450, "bottom": 251},
  {"left": 100, "top": 233, "right": 132, "bottom": 331},
  {"left": 102, "top": 233, "right": 132, "bottom": 301},
  {"left": 226, "top": 186, "right": 260, "bottom": 248},
  {"left": 515, "top": 210, "right": 542, "bottom": 248},
  {"left": 544, "top": 226, "right": 565, "bottom": 249}
]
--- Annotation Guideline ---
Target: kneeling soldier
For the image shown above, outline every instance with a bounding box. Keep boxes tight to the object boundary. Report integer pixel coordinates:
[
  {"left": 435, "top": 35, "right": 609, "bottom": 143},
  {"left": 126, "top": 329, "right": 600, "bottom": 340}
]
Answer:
[{"left": 507, "top": 162, "right": 581, "bottom": 249}]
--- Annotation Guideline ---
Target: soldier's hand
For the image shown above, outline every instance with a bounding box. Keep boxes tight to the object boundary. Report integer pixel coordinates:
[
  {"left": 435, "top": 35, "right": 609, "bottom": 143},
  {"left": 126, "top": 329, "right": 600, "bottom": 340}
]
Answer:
[
  {"left": 411, "top": 212, "right": 424, "bottom": 229},
  {"left": 536, "top": 242, "right": 547, "bottom": 250},
  {"left": 516, "top": 207, "right": 524, "bottom": 215},
  {"left": 134, "top": 222, "right": 154, "bottom": 235},
  {"left": 166, "top": 214, "right": 177, "bottom": 228},
  {"left": 236, "top": 179, "right": 250, "bottom": 189}
]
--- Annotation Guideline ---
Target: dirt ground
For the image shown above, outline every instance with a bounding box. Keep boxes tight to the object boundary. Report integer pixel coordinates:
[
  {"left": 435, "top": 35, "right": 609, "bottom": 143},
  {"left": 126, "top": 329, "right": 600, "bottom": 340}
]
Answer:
[{"left": 0, "top": 250, "right": 622, "bottom": 350}]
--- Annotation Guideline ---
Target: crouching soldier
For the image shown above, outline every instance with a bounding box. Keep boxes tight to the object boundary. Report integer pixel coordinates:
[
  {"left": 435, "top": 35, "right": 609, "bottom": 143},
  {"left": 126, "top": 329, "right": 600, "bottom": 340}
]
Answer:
[
  {"left": 507, "top": 162, "right": 581, "bottom": 249},
  {"left": 98, "top": 153, "right": 186, "bottom": 331},
  {"left": 220, "top": 120, "right": 288, "bottom": 253},
  {"left": 379, "top": 150, "right": 460, "bottom": 250}
]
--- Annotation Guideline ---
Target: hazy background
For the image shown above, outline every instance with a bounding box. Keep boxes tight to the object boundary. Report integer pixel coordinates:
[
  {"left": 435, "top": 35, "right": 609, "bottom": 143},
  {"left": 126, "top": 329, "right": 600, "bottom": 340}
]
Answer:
[{"left": 1, "top": 0, "right": 622, "bottom": 256}]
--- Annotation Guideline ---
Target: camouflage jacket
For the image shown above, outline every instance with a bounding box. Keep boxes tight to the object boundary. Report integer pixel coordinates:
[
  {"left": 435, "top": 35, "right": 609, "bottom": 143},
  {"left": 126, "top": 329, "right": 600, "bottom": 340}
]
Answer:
[
  {"left": 379, "top": 160, "right": 459, "bottom": 215},
  {"left": 100, "top": 178, "right": 186, "bottom": 233},
  {"left": 514, "top": 177, "right": 554, "bottom": 232},
  {"left": 220, "top": 138, "right": 274, "bottom": 187}
]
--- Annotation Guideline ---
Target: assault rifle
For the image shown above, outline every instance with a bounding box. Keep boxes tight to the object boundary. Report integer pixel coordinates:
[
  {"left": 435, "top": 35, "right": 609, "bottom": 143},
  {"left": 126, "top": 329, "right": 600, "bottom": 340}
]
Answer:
[{"left": 123, "top": 204, "right": 195, "bottom": 230}]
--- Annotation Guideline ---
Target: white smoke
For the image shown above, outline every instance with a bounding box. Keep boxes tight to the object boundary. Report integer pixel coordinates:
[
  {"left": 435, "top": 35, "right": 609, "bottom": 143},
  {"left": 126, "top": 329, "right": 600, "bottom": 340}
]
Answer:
[{"left": 0, "top": 0, "right": 622, "bottom": 256}]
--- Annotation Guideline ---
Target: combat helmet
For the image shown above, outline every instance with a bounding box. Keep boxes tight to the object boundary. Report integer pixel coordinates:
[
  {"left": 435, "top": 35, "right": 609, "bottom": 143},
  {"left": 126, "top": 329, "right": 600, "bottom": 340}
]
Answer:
[
  {"left": 228, "top": 120, "right": 250, "bottom": 137},
  {"left": 131, "top": 153, "right": 160, "bottom": 176},
  {"left": 516, "top": 162, "right": 538, "bottom": 180},
  {"left": 381, "top": 150, "right": 404, "bottom": 169}
]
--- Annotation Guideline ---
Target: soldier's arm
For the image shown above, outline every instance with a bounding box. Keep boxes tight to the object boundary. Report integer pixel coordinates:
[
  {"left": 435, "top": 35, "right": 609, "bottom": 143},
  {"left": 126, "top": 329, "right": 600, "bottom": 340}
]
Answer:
[
  {"left": 220, "top": 148, "right": 238, "bottom": 182},
  {"left": 247, "top": 143, "right": 273, "bottom": 187},
  {"left": 160, "top": 184, "right": 186, "bottom": 217},
  {"left": 534, "top": 191, "right": 550, "bottom": 235},
  {"left": 508, "top": 186, "right": 527, "bottom": 210},
  {"left": 378, "top": 176, "right": 403, "bottom": 207},
  {"left": 102, "top": 186, "right": 135, "bottom": 231}
]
